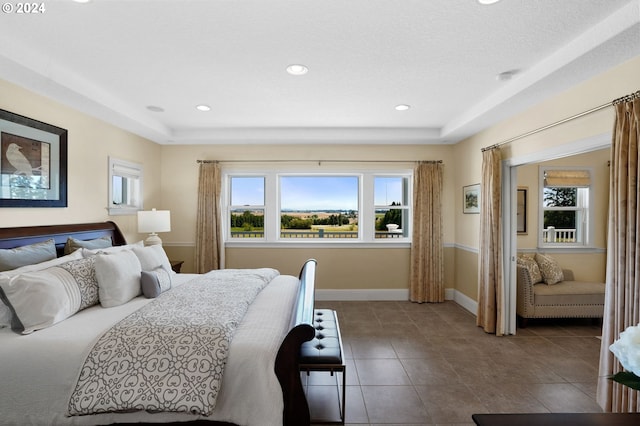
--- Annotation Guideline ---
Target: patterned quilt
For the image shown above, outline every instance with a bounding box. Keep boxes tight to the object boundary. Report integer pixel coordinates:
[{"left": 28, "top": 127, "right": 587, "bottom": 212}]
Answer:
[{"left": 68, "top": 268, "right": 279, "bottom": 416}]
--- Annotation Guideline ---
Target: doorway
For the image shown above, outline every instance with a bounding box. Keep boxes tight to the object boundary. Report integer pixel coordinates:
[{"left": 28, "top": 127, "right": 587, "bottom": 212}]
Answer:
[{"left": 502, "top": 134, "right": 611, "bottom": 334}]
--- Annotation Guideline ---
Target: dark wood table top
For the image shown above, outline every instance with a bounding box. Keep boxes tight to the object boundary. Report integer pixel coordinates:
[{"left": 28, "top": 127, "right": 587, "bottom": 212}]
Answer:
[{"left": 472, "top": 412, "right": 640, "bottom": 426}]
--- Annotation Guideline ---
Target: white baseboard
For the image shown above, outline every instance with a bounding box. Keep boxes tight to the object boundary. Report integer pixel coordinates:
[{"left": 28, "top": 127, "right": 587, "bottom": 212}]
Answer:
[
  {"left": 315, "top": 288, "right": 477, "bottom": 316},
  {"left": 451, "top": 289, "right": 478, "bottom": 315}
]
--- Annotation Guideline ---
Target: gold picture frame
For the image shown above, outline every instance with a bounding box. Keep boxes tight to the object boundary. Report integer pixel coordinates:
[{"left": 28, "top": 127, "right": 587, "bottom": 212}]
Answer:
[{"left": 463, "top": 184, "right": 480, "bottom": 214}]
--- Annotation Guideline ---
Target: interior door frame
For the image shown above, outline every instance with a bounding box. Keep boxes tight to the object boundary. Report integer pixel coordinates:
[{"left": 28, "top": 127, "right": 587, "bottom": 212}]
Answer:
[{"left": 501, "top": 132, "right": 611, "bottom": 334}]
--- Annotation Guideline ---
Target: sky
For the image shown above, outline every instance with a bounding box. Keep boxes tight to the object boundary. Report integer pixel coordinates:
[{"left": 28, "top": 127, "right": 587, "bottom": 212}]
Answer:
[{"left": 231, "top": 176, "right": 404, "bottom": 210}]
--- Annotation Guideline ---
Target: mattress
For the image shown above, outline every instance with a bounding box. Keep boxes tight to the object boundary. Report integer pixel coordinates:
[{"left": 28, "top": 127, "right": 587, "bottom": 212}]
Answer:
[{"left": 0, "top": 272, "right": 299, "bottom": 426}]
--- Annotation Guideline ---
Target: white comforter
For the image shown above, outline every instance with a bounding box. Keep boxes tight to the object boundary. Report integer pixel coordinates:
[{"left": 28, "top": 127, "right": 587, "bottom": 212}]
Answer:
[{"left": 0, "top": 272, "right": 300, "bottom": 426}]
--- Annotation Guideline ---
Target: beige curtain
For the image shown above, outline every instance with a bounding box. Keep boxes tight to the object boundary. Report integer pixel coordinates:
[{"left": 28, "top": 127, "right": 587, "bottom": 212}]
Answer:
[
  {"left": 410, "top": 161, "right": 444, "bottom": 303},
  {"left": 597, "top": 93, "right": 640, "bottom": 412},
  {"left": 476, "top": 147, "right": 505, "bottom": 335},
  {"left": 195, "top": 162, "right": 223, "bottom": 273}
]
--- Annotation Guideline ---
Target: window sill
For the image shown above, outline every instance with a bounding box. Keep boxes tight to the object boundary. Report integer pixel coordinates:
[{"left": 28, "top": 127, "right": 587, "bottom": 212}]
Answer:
[
  {"left": 534, "top": 245, "right": 606, "bottom": 254},
  {"left": 225, "top": 240, "right": 411, "bottom": 249},
  {"left": 108, "top": 207, "right": 141, "bottom": 216}
]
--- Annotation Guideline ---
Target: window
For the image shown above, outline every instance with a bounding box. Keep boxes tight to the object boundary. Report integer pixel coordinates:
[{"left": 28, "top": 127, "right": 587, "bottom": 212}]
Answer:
[
  {"left": 374, "top": 176, "right": 410, "bottom": 238},
  {"left": 229, "top": 176, "right": 265, "bottom": 238},
  {"left": 280, "top": 176, "right": 359, "bottom": 239},
  {"left": 108, "top": 157, "right": 143, "bottom": 215},
  {"left": 539, "top": 167, "right": 592, "bottom": 247},
  {"left": 225, "top": 169, "right": 412, "bottom": 243}
]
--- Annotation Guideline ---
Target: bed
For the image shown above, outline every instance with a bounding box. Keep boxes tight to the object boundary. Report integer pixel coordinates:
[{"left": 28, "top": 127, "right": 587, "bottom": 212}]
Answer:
[{"left": 0, "top": 221, "right": 316, "bottom": 426}]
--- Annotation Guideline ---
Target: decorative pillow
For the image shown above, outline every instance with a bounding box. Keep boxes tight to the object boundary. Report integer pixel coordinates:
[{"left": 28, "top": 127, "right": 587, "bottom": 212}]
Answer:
[
  {"left": 94, "top": 250, "right": 142, "bottom": 308},
  {"left": 516, "top": 255, "right": 543, "bottom": 284},
  {"left": 0, "top": 250, "right": 85, "bottom": 328},
  {"left": 535, "top": 253, "right": 564, "bottom": 285},
  {"left": 81, "top": 240, "right": 144, "bottom": 257},
  {"left": 0, "top": 239, "right": 56, "bottom": 272},
  {"left": 0, "top": 257, "right": 99, "bottom": 334},
  {"left": 64, "top": 236, "right": 112, "bottom": 255},
  {"left": 132, "top": 244, "right": 173, "bottom": 274},
  {"left": 141, "top": 266, "right": 172, "bottom": 298}
]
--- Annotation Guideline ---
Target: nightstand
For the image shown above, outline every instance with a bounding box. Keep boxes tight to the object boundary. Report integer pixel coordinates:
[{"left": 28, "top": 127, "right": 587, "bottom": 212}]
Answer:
[{"left": 170, "top": 260, "right": 184, "bottom": 273}]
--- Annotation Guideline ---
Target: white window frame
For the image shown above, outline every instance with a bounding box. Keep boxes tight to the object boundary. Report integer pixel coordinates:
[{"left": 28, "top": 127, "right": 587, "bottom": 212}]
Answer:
[
  {"left": 538, "top": 166, "right": 593, "bottom": 249},
  {"left": 223, "top": 166, "right": 413, "bottom": 247},
  {"left": 108, "top": 157, "right": 143, "bottom": 216}
]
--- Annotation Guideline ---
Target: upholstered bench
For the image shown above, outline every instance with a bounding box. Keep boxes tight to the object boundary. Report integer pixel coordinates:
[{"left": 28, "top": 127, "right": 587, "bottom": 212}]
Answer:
[
  {"left": 300, "top": 309, "right": 345, "bottom": 424},
  {"left": 517, "top": 265, "right": 605, "bottom": 327}
]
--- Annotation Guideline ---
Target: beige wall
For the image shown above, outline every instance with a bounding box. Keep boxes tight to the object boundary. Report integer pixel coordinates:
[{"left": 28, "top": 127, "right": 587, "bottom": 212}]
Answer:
[
  {"left": 516, "top": 149, "right": 609, "bottom": 283},
  {"left": 160, "top": 144, "right": 456, "bottom": 292},
  {"left": 453, "top": 55, "right": 640, "bottom": 300},
  {"left": 2, "top": 53, "right": 639, "bottom": 298},
  {"left": 0, "top": 79, "right": 162, "bottom": 242}
]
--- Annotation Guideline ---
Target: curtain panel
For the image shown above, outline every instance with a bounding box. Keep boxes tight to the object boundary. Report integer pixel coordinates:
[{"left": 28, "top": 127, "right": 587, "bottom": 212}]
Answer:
[
  {"left": 195, "top": 162, "right": 223, "bottom": 273},
  {"left": 477, "top": 148, "right": 505, "bottom": 335},
  {"left": 597, "top": 95, "right": 640, "bottom": 412},
  {"left": 410, "top": 161, "right": 444, "bottom": 303}
]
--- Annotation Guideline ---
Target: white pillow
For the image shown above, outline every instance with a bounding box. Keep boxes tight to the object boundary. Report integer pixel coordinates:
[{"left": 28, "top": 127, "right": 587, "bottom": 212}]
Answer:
[
  {"left": 0, "top": 250, "right": 85, "bottom": 328},
  {"left": 132, "top": 245, "right": 173, "bottom": 274},
  {"left": 81, "top": 241, "right": 144, "bottom": 257},
  {"left": 0, "top": 257, "right": 99, "bottom": 334},
  {"left": 94, "top": 250, "right": 142, "bottom": 308}
]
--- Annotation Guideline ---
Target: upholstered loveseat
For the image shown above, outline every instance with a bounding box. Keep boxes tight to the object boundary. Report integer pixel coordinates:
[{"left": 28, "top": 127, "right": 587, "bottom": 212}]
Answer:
[{"left": 516, "top": 253, "right": 605, "bottom": 327}]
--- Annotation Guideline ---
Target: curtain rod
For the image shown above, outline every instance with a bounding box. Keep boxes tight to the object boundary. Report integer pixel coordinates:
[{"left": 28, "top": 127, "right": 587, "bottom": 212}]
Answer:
[
  {"left": 197, "top": 159, "right": 442, "bottom": 164},
  {"left": 481, "top": 89, "right": 639, "bottom": 152}
]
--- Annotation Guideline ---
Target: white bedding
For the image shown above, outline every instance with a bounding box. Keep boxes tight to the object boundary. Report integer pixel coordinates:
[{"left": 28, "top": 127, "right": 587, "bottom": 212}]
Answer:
[{"left": 0, "top": 272, "right": 300, "bottom": 426}]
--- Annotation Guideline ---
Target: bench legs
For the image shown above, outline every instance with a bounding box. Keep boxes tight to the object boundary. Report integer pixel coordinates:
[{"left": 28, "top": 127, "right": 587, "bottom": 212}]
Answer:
[
  {"left": 301, "top": 365, "right": 346, "bottom": 424},
  {"left": 300, "top": 309, "right": 345, "bottom": 424}
]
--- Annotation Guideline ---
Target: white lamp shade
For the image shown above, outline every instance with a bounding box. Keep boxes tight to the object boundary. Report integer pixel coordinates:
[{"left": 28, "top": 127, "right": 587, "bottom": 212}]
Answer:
[{"left": 137, "top": 209, "right": 171, "bottom": 233}]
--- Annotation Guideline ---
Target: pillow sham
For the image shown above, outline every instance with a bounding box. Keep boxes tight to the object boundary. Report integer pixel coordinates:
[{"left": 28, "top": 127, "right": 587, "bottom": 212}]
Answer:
[
  {"left": 535, "top": 253, "right": 564, "bottom": 285},
  {"left": 0, "top": 257, "right": 99, "bottom": 334},
  {"left": 0, "top": 239, "right": 56, "bottom": 272},
  {"left": 0, "top": 249, "right": 83, "bottom": 278},
  {"left": 94, "top": 250, "right": 142, "bottom": 308},
  {"left": 132, "top": 244, "right": 173, "bottom": 274},
  {"left": 0, "top": 250, "right": 84, "bottom": 328},
  {"left": 0, "top": 305, "right": 11, "bottom": 328},
  {"left": 81, "top": 240, "right": 144, "bottom": 257},
  {"left": 64, "top": 236, "right": 112, "bottom": 255},
  {"left": 141, "top": 266, "right": 172, "bottom": 298}
]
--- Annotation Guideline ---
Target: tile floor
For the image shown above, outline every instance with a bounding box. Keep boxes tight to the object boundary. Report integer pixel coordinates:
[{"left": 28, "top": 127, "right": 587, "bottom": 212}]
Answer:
[{"left": 304, "top": 300, "right": 603, "bottom": 425}]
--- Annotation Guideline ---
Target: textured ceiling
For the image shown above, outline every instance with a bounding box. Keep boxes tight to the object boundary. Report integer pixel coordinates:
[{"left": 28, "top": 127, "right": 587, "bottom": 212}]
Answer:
[{"left": 0, "top": 0, "right": 638, "bottom": 145}]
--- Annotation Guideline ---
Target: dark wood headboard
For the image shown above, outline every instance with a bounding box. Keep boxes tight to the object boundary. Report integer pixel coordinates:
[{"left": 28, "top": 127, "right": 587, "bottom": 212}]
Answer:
[{"left": 0, "top": 221, "right": 127, "bottom": 257}]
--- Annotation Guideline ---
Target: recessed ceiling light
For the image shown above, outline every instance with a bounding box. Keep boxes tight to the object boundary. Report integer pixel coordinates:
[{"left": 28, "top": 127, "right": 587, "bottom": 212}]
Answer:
[
  {"left": 146, "top": 105, "right": 164, "bottom": 112},
  {"left": 73, "top": 0, "right": 91, "bottom": 3},
  {"left": 478, "top": 0, "right": 501, "bottom": 4},
  {"left": 496, "top": 69, "right": 519, "bottom": 81},
  {"left": 196, "top": 104, "right": 211, "bottom": 112},
  {"left": 395, "top": 104, "right": 411, "bottom": 111},
  {"left": 286, "top": 64, "right": 309, "bottom": 76}
]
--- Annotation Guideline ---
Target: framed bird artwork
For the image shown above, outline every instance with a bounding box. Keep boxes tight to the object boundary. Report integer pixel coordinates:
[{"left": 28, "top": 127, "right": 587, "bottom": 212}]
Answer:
[{"left": 0, "top": 109, "right": 67, "bottom": 207}]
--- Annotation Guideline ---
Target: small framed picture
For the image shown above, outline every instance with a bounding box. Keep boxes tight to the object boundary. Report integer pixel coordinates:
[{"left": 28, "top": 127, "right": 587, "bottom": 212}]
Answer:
[
  {"left": 517, "top": 187, "right": 527, "bottom": 234},
  {"left": 463, "top": 184, "right": 480, "bottom": 214}
]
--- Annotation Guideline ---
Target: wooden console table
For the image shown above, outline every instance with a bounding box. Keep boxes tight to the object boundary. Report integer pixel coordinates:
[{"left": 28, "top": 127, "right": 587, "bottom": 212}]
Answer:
[{"left": 472, "top": 413, "right": 640, "bottom": 426}]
